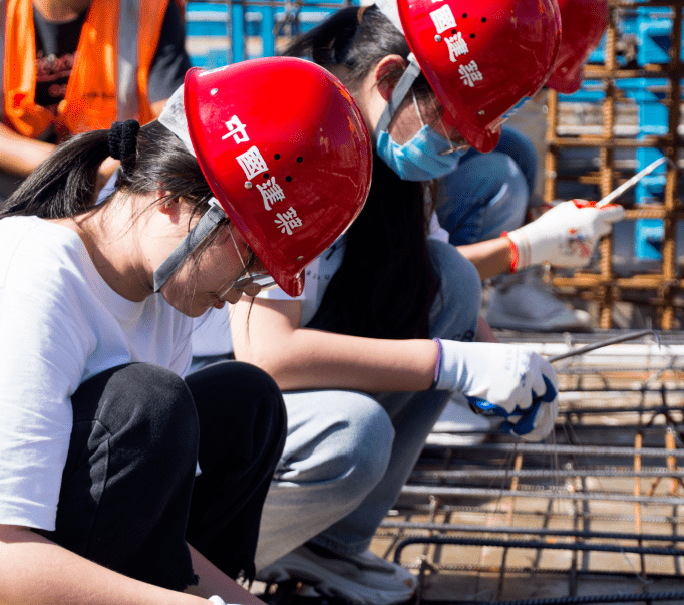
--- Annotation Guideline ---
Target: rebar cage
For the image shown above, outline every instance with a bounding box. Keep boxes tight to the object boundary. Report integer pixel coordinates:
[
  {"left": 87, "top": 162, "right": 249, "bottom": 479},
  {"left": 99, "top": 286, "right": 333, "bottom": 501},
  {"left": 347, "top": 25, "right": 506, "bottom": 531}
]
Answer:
[{"left": 546, "top": 0, "right": 684, "bottom": 330}]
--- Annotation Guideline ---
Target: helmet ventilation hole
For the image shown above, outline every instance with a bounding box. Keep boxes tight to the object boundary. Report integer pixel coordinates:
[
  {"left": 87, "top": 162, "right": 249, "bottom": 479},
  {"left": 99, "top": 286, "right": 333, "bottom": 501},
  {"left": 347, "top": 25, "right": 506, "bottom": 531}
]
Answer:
[
  {"left": 296, "top": 157, "right": 303, "bottom": 163},
  {"left": 274, "top": 154, "right": 281, "bottom": 160},
  {"left": 286, "top": 176, "right": 292, "bottom": 182},
  {"left": 263, "top": 173, "right": 270, "bottom": 179},
  {"left": 462, "top": 12, "right": 467, "bottom": 18}
]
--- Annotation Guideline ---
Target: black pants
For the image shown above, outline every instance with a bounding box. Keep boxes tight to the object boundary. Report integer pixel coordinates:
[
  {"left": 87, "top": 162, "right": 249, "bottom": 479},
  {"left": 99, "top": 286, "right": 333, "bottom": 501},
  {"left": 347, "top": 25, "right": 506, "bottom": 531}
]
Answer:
[{"left": 39, "top": 361, "right": 286, "bottom": 591}]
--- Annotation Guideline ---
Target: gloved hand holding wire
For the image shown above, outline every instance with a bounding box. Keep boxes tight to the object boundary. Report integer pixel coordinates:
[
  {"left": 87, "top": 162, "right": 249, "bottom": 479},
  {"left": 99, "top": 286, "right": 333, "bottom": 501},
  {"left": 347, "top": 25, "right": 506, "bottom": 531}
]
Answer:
[
  {"left": 434, "top": 340, "right": 559, "bottom": 441},
  {"left": 504, "top": 200, "right": 625, "bottom": 271}
]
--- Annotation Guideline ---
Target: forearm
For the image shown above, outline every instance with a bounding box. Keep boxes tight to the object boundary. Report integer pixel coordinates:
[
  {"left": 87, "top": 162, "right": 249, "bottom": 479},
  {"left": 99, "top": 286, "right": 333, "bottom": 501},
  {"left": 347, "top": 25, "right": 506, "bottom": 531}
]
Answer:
[
  {"left": 0, "top": 525, "right": 208, "bottom": 605},
  {"left": 231, "top": 300, "right": 438, "bottom": 392},
  {"left": 0, "top": 123, "right": 55, "bottom": 177},
  {"left": 261, "top": 331, "right": 437, "bottom": 392},
  {"left": 456, "top": 237, "right": 511, "bottom": 280}
]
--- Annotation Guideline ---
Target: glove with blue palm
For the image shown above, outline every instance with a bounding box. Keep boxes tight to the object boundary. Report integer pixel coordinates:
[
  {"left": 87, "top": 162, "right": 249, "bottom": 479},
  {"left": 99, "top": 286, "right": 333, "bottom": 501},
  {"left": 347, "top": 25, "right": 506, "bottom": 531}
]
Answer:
[{"left": 434, "top": 339, "right": 559, "bottom": 441}]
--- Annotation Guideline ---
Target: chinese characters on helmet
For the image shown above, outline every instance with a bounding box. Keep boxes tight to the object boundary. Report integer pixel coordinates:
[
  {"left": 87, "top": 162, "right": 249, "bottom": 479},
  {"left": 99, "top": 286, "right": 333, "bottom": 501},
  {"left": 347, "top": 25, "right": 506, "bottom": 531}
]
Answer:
[
  {"left": 275, "top": 208, "right": 303, "bottom": 235},
  {"left": 228, "top": 120, "right": 302, "bottom": 235},
  {"left": 429, "top": 1, "right": 484, "bottom": 85},
  {"left": 258, "top": 177, "right": 286, "bottom": 211}
]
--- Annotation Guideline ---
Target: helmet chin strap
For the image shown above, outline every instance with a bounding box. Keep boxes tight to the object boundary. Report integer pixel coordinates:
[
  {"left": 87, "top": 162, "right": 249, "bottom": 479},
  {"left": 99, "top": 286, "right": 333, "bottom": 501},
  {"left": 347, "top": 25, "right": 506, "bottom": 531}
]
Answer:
[
  {"left": 374, "top": 53, "right": 422, "bottom": 139},
  {"left": 152, "top": 200, "right": 226, "bottom": 292}
]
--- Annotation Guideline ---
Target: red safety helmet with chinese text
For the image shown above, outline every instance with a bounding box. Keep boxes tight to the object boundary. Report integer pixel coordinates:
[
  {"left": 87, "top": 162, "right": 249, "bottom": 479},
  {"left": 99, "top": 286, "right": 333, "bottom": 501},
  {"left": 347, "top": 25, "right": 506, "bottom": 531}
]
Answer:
[
  {"left": 546, "top": 0, "right": 609, "bottom": 94},
  {"left": 387, "top": 0, "right": 561, "bottom": 153},
  {"left": 184, "top": 58, "right": 372, "bottom": 297}
]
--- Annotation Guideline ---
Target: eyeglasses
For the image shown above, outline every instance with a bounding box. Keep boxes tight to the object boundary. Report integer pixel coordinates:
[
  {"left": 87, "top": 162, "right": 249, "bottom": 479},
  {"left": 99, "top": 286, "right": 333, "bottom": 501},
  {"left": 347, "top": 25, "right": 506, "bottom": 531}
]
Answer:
[
  {"left": 411, "top": 89, "right": 469, "bottom": 156},
  {"left": 227, "top": 225, "right": 278, "bottom": 296},
  {"left": 232, "top": 272, "right": 278, "bottom": 296}
]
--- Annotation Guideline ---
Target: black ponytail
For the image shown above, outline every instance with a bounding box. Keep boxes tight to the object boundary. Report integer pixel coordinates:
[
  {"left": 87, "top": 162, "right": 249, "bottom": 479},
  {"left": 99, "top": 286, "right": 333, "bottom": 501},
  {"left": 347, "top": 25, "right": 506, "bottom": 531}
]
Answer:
[
  {"left": 0, "top": 121, "right": 213, "bottom": 220},
  {"left": 287, "top": 5, "right": 439, "bottom": 340},
  {"left": 307, "top": 151, "right": 439, "bottom": 340},
  {"left": 0, "top": 129, "right": 111, "bottom": 218}
]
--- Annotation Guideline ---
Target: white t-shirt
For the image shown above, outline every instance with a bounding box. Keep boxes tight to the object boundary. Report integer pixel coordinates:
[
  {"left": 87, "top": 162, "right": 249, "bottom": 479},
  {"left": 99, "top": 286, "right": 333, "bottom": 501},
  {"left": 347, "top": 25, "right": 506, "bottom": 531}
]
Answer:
[
  {"left": 191, "top": 209, "right": 448, "bottom": 358},
  {"left": 0, "top": 216, "right": 193, "bottom": 531}
]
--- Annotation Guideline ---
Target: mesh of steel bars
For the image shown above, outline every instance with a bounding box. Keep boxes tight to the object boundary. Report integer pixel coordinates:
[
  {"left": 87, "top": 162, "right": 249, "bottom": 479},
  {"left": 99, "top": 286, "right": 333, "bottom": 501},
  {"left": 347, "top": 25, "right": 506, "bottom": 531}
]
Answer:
[
  {"left": 255, "top": 332, "right": 684, "bottom": 605},
  {"left": 545, "top": 0, "right": 684, "bottom": 330},
  {"left": 370, "top": 331, "right": 684, "bottom": 605}
]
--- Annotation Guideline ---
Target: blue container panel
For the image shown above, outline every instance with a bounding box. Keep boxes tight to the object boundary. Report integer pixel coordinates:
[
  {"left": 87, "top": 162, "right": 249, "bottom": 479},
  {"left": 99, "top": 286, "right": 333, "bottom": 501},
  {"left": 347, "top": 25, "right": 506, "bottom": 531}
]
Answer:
[
  {"left": 635, "top": 218, "right": 664, "bottom": 260},
  {"left": 635, "top": 147, "right": 667, "bottom": 207},
  {"left": 186, "top": 2, "right": 355, "bottom": 66}
]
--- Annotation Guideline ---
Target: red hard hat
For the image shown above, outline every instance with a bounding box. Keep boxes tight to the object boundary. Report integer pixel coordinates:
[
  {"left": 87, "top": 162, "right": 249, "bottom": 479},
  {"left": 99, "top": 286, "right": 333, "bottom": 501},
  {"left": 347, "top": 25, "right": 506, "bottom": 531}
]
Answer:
[
  {"left": 184, "top": 58, "right": 372, "bottom": 297},
  {"left": 546, "top": 0, "right": 608, "bottom": 94},
  {"left": 396, "top": 0, "right": 561, "bottom": 152}
]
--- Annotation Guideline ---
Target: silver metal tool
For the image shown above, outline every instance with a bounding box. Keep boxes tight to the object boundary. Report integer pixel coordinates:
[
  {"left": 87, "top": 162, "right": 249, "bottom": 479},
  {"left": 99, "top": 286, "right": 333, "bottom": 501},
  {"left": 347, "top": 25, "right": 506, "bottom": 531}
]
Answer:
[
  {"left": 548, "top": 328, "right": 661, "bottom": 363},
  {"left": 596, "top": 157, "right": 677, "bottom": 208}
]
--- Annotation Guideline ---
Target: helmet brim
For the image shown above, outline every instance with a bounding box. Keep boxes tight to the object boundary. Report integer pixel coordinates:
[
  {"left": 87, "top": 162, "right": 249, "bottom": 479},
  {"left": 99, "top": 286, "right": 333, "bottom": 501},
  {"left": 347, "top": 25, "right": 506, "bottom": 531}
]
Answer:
[
  {"left": 547, "top": 66, "right": 584, "bottom": 94},
  {"left": 441, "top": 109, "right": 501, "bottom": 153}
]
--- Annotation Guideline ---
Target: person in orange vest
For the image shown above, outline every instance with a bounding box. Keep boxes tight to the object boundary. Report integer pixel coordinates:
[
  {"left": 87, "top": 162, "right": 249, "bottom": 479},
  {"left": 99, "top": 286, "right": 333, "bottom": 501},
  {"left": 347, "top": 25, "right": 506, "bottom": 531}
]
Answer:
[{"left": 0, "top": 0, "right": 191, "bottom": 200}]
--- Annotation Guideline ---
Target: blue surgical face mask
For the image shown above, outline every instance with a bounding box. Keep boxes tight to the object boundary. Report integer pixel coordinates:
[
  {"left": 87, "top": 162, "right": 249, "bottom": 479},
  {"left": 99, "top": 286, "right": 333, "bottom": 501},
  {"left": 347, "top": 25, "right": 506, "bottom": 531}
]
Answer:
[
  {"left": 376, "top": 87, "right": 468, "bottom": 182},
  {"left": 376, "top": 124, "right": 467, "bottom": 182}
]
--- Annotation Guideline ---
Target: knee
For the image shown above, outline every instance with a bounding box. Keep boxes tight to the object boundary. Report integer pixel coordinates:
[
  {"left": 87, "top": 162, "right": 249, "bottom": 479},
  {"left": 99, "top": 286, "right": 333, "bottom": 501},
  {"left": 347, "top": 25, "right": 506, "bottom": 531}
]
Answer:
[
  {"left": 333, "top": 399, "right": 394, "bottom": 502},
  {"left": 289, "top": 393, "right": 394, "bottom": 503},
  {"left": 225, "top": 362, "right": 287, "bottom": 464},
  {"left": 440, "top": 152, "right": 522, "bottom": 205},
  {"left": 95, "top": 363, "right": 200, "bottom": 473},
  {"left": 436, "top": 153, "right": 529, "bottom": 244},
  {"left": 497, "top": 125, "right": 538, "bottom": 192},
  {"left": 485, "top": 155, "right": 529, "bottom": 232},
  {"left": 187, "top": 360, "right": 286, "bottom": 466}
]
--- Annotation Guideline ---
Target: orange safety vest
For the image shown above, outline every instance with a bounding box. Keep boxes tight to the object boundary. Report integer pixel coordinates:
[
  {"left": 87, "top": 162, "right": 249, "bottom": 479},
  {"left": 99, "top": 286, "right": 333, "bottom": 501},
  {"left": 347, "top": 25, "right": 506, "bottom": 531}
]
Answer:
[{"left": 2, "top": 0, "right": 169, "bottom": 138}]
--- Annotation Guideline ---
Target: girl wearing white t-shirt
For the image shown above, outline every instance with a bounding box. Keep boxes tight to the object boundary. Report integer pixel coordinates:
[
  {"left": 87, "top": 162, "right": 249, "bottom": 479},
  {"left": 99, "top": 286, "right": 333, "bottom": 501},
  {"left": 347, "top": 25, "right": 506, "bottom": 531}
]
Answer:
[{"left": 0, "top": 58, "right": 371, "bottom": 605}]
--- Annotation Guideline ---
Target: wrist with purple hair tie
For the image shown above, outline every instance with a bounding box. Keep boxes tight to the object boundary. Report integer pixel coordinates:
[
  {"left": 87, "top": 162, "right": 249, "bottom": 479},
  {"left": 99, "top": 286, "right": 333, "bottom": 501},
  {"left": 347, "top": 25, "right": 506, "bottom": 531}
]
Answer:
[{"left": 431, "top": 337, "right": 443, "bottom": 389}]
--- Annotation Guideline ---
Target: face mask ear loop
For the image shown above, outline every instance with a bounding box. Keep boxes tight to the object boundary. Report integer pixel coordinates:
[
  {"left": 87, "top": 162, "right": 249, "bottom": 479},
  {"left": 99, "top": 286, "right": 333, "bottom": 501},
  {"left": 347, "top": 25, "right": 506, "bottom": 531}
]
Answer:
[
  {"left": 424, "top": 90, "right": 462, "bottom": 156},
  {"left": 374, "top": 53, "right": 422, "bottom": 139},
  {"left": 411, "top": 89, "right": 425, "bottom": 127}
]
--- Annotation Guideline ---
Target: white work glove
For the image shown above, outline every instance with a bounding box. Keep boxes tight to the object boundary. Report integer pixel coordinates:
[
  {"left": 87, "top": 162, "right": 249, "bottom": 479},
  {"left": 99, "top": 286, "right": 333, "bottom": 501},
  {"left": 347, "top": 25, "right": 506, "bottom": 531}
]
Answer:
[
  {"left": 506, "top": 200, "right": 625, "bottom": 271},
  {"left": 434, "top": 339, "right": 559, "bottom": 441}
]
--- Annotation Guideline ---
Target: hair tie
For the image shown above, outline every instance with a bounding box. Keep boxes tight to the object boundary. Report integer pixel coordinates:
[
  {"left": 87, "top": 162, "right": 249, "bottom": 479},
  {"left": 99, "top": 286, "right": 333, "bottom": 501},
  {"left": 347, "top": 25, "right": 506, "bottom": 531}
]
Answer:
[{"left": 108, "top": 119, "right": 140, "bottom": 165}]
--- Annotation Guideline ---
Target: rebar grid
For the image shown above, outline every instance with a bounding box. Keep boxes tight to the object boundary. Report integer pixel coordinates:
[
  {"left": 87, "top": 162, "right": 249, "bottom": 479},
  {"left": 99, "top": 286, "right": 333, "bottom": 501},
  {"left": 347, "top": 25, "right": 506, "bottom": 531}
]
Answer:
[
  {"left": 546, "top": 0, "right": 684, "bottom": 330},
  {"left": 374, "top": 338, "right": 684, "bottom": 604}
]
